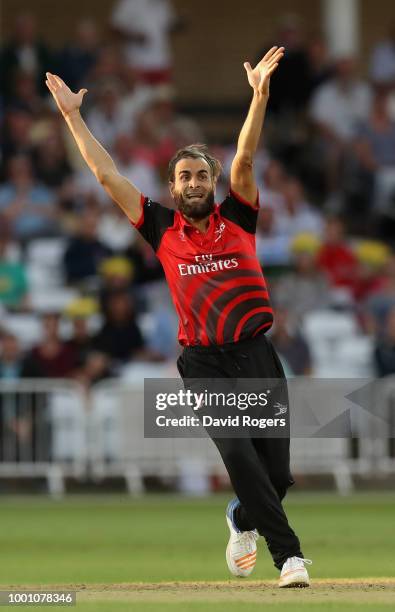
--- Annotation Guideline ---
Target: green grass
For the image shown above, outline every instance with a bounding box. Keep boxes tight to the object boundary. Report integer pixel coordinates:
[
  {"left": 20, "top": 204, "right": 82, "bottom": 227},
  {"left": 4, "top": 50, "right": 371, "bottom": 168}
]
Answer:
[
  {"left": 0, "top": 493, "right": 394, "bottom": 610},
  {"left": 0, "top": 492, "right": 394, "bottom": 584}
]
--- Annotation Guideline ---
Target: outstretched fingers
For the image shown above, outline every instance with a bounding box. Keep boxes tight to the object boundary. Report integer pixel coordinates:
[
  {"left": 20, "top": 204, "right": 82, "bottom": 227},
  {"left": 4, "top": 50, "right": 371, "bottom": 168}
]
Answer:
[
  {"left": 267, "top": 52, "right": 283, "bottom": 70},
  {"left": 259, "top": 46, "right": 284, "bottom": 68},
  {"left": 266, "top": 63, "right": 279, "bottom": 77},
  {"left": 46, "top": 72, "right": 59, "bottom": 90},
  {"left": 45, "top": 77, "right": 55, "bottom": 94},
  {"left": 54, "top": 74, "right": 69, "bottom": 89},
  {"left": 46, "top": 72, "right": 68, "bottom": 91},
  {"left": 51, "top": 74, "right": 66, "bottom": 89},
  {"left": 273, "top": 47, "right": 285, "bottom": 59},
  {"left": 262, "top": 46, "right": 278, "bottom": 61}
]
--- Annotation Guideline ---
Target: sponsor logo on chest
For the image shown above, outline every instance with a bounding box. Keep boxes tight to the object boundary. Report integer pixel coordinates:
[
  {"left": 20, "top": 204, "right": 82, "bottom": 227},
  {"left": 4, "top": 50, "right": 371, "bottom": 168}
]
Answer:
[{"left": 178, "top": 253, "right": 239, "bottom": 276}]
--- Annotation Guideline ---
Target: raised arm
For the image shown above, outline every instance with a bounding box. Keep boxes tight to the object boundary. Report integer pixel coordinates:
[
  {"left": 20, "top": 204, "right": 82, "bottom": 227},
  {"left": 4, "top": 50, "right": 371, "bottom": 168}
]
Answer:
[
  {"left": 45, "top": 72, "right": 142, "bottom": 223},
  {"left": 231, "top": 47, "right": 284, "bottom": 205}
]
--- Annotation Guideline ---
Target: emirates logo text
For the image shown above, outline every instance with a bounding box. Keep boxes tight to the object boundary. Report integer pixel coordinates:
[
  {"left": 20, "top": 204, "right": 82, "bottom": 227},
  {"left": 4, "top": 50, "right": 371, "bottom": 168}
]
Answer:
[{"left": 178, "top": 253, "right": 239, "bottom": 276}]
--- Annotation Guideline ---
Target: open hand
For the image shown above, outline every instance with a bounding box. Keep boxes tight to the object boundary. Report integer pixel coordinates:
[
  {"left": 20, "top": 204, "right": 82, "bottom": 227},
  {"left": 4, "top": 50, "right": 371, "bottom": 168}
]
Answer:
[
  {"left": 244, "top": 46, "right": 284, "bottom": 96},
  {"left": 45, "top": 72, "right": 87, "bottom": 117}
]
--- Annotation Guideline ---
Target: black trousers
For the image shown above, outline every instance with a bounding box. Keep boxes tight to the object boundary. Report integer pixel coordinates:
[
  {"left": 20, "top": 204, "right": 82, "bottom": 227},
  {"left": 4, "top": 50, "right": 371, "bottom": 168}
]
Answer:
[{"left": 177, "top": 333, "right": 303, "bottom": 570}]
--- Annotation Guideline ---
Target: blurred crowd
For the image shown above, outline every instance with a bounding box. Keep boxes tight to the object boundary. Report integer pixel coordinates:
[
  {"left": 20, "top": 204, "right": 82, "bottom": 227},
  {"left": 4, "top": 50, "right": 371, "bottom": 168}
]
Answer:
[{"left": 1, "top": 3, "right": 395, "bottom": 388}]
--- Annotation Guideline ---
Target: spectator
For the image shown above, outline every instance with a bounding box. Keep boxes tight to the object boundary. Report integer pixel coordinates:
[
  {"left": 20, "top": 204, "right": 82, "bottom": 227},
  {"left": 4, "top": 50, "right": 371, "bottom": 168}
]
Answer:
[
  {"left": 32, "top": 125, "right": 73, "bottom": 189},
  {"left": 77, "top": 130, "right": 163, "bottom": 205},
  {"left": 0, "top": 214, "right": 22, "bottom": 262},
  {"left": 310, "top": 55, "right": 371, "bottom": 192},
  {"left": 98, "top": 204, "right": 136, "bottom": 253},
  {"left": 144, "top": 85, "right": 204, "bottom": 151},
  {"left": 125, "top": 234, "right": 164, "bottom": 286},
  {"left": 306, "top": 33, "right": 334, "bottom": 95},
  {"left": 353, "top": 84, "right": 395, "bottom": 221},
  {"left": 64, "top": 297, "right": 98, "bottom": 367},
  {"left": 74, "top": 351, "right": 111, "bottom": 389},
  {"left": 374, "top": 306, "right": 395, "bottom": 377},
  {"left": 86, "top": 44, "right": 124, "bottom": 85},
  {"left": 354, "top": 85, "right": 395, "bottom": 172},
  {"left": 93, "top": 290, "right": 146, "bottom": 365},
  {"left": 86, "top": 79, "right": 129, "bottom": 150},
  {"left": 63, "top": 210, "right": 112, "bottom": 285},
  {"left": 118, "top": 64, "right": 154, "bottom": 129},
  {"left": 129, "top": 105, "right": 176, "bottom": 178},
  {"left": 0, "top": 11, "right": 52, "bottom": 100},
  {"left": 256, "top": 172, "right": 323, "bottom": 266},
  {"left": 262, "top": 14, "right": 310, "bottom": 115},
  {"left": 56, "top": 19, "right": 100, "bottom": 92},
  {"left": 113, "top": 133, "right": 163, "bottom": 201},
  {"left": 144, "top": 282, "right": 179, "bottom": 359},
  {"left": 148, "top": 306, "right": 178, "bottom": 359},
  {"left": 101, "top": 249, "right": 154, "bottom": 312},
  {"left": 364, "top": 254, "right": 395, "bottom": 335},
  {"left": 64, "top": 297, "right": 111, "bottom": 388},
  {"left": 5, "top": 69, "right": 44, "bottom": 115},
  {"left": 274, "top": 176, "right": 323, "bottom": 238},
  {"left": 110, "top": 0, "right": 177, "bottom": 84},
  {"left": 270, "top": 305, "right": 312, "bottom": 375},
  {"left": 0, "top": 333, "right": 25, "bottom": 379},
  {"left": 353, "top": 240, "right": 390, "bottom": 302},
  {"left": 23, "top": 313, "right": 77, "bottom": 378},
  {"left": 0, "top": 333, "right": 33, "bottom": 459},
  {"left": 1, "top": 106, "right": 34, "bottom": 166},
  {"left": 310, "top": 55, "right": 371, "bottom": 143},
  {"left": 0, "top": 155, "right": 58, "bottom": 241},
  {"left": 0, "top": 223, "right": 28, "bottom": 309},
  {"left": 256, "top": 206, "right": 290, "bottom": 266},
  {"left": 260, "top": 158, "right": 287, "bottom": 208},
  {"left": 99, "top": 257, "right": 135, "bottom": 309},
  {"left": 369, "top": 23, "right": 395, "bottom": 85},
  {"left": 317, "top": 217, "right": 357, "bottom": 292},
  {"left": 274, "top": 233, "right": 331, "bottom": 321}
]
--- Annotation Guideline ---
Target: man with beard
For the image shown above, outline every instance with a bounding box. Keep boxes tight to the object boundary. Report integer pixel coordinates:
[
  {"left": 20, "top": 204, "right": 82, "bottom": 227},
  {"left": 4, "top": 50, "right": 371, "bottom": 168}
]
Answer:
[{"left": 45, "top": 45, "right": 311, "bottom": 588}]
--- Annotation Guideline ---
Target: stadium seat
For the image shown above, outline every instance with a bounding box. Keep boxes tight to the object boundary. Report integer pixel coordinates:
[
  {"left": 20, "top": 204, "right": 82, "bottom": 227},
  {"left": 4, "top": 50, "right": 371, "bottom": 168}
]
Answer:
[
  {"left": 2, "top": 313, "right": 42, "bottom": 349},
  {"left": 334, "top": 336, "right": 374, "bottom": 377},
  {"left": 26, "top": 238, "right": 67, "bottom": 266},
  {"left": 30, "top": 288, "right": 80, "bottom": 313},
  {"left": 302, "top": 310, "right": 358, "bottom": 341},
  {"left": 26, "top": 238, "right": 67, "bottom": 289},
  {"left": 302, "top": 310, "right": 363, "bottom": 376}
]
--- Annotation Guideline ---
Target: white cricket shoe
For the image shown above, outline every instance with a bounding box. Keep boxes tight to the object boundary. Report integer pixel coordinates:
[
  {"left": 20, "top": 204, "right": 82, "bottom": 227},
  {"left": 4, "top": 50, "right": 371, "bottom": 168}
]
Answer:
[
  {"left": 278, "top": 556, "right": 312, "bottom": 588},
  {"left": 225, "top": 499, "right": 259, "bottom": 577}
]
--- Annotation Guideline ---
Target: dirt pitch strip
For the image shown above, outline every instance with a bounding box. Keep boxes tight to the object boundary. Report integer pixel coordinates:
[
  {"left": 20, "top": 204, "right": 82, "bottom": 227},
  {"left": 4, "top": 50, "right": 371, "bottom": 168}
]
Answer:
[{"left": 6, "top": 579, "right": 395, "bottom": 605}]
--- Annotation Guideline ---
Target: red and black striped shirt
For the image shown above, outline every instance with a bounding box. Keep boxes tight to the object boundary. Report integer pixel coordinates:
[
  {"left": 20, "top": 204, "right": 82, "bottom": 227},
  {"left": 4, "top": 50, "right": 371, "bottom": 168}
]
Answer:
[{"left": 132, "top": 190, "right": 273, "bottom": 346}]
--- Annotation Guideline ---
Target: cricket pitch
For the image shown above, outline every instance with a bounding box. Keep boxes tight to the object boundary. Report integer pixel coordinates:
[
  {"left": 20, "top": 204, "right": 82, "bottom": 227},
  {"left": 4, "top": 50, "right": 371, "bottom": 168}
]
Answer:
[{"left": 6, "top": 579, "right": 395, "bottom": 605}]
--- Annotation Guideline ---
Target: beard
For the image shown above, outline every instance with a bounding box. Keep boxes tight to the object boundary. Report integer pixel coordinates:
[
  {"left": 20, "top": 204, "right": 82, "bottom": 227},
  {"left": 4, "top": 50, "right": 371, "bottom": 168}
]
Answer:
[{"left": 174, "top": 189, "right": 215, "bottom": 220}]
